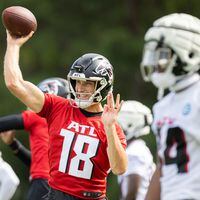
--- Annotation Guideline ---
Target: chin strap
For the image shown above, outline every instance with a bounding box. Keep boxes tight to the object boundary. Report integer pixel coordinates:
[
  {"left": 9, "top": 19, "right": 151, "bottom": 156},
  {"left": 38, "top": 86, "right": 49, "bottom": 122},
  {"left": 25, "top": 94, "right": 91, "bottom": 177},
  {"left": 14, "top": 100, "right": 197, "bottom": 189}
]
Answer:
[{"left": 157, "top": 88, "right": 164, "bottom": 100}]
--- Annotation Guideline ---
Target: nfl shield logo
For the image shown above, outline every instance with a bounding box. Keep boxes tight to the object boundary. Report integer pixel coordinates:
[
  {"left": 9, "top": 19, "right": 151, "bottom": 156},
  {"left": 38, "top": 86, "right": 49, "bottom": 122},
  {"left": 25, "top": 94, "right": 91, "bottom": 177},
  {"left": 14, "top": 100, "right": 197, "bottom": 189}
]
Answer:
[{"left": 182, "top": 103, "right": 191, "bottom": 115}]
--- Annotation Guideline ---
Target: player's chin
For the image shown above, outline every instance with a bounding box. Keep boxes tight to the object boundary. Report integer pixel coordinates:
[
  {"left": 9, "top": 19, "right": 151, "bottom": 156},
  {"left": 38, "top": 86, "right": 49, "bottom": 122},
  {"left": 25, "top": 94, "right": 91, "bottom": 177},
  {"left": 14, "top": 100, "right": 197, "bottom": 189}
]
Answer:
[{"left": 78, "top": 96, "right": 90, "bottom": 100}]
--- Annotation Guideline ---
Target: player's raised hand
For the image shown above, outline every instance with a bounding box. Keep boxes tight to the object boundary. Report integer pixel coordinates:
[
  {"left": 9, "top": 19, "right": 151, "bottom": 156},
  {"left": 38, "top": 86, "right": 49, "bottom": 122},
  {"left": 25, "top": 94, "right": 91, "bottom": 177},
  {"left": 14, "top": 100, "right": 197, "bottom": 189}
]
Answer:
[
  {"left": 6, "top": 30, "right": 34, "bottom": 47},
  {"left": 102, "top": 92, "right": 123, "bottom": 128}
]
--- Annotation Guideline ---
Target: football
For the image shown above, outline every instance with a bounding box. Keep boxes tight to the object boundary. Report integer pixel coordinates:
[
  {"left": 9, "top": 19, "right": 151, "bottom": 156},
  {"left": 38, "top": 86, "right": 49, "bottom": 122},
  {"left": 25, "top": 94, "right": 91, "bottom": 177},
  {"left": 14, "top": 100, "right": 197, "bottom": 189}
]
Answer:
[{"left": 2, "top": 6, "right": 37, "bottom": 37}]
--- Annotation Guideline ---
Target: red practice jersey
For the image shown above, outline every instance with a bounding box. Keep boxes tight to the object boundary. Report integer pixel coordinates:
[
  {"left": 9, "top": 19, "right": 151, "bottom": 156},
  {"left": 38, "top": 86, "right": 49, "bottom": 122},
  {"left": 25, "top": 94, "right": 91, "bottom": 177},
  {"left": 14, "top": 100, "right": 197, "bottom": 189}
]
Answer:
[
  {"left": 22, "top": 110, "right": 49, "bottom": 180},
  {"left": 38, "top": 94, "right": 126, "bottom": 199}
]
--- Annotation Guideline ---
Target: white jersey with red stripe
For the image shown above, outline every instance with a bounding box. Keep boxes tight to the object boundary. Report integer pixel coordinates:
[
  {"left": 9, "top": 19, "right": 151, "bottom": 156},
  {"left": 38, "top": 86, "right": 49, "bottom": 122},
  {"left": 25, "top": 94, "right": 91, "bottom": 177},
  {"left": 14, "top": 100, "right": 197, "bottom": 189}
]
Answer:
[
  {"left": 0, "top": 152, "right": 20, "bottom": 200},
  {"left": 118, "top": 139, "right": 155, "bottom": 200},
  {"left": 152, "top": 74, "right": 200, "bottom": 200}
]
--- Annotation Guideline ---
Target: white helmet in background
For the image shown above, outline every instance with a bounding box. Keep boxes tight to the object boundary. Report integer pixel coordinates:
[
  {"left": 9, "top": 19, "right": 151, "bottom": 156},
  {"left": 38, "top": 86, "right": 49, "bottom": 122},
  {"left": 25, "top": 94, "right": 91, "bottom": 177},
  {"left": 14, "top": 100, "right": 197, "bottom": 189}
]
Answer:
[
  {"left": 140, "top": 13, "right": 200, "bottom": 97},
  {"left": 118, "top": 100, "right": 153, "bottom": 141}
]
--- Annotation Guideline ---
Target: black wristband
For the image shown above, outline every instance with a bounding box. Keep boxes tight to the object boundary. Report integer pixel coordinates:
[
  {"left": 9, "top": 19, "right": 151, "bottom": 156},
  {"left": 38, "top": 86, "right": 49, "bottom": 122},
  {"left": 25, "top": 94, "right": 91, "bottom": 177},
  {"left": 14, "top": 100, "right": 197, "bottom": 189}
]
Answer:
[
  {"left": 9, "top": 139, "right": 21, "bottom": 153},
  {"left": 9, "top": 138, "right": 31, "bottom": 167}
]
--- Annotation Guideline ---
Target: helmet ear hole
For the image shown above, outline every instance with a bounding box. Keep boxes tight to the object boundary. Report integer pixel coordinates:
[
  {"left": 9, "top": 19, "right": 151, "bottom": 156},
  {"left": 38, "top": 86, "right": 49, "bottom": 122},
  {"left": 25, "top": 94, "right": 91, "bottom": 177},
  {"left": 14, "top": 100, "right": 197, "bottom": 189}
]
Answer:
[
  {"left": 128, "top": 123, "right": 132, "bottom": 128},
  {"left": 189, "top": 52, "right": 194, "bottom": 58},
  {"left": 172, "top": 57, "right": 187, "bottom": 76}
]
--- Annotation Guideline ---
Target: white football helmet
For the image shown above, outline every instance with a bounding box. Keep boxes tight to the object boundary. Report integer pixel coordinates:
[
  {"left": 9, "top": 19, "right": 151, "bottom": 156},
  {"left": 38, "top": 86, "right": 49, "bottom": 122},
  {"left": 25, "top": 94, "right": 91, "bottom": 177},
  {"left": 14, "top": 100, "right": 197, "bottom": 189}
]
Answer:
[
  {"left": 141, "top": 13, "right": 200, "bottom": 94},
  {"left": 118, "top": 101, "right": 153, "bottom": 140}
]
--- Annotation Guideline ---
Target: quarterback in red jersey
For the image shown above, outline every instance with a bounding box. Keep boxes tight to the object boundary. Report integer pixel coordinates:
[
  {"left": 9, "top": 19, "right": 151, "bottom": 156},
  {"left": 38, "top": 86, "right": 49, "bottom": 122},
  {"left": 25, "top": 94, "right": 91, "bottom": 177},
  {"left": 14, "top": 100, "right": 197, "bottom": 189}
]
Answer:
[
  {"left": 3, "top": 30, "right": 127, "bottom": 200},
  {"left": 0, "top": 77, "right": 69, "bottom": 200}
]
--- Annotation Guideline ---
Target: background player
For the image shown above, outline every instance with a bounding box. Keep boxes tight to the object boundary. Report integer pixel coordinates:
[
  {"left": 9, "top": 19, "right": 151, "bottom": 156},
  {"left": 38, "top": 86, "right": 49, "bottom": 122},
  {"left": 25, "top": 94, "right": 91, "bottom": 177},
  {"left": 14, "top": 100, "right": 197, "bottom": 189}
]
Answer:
[
  {"left": 141, "top": 13, "right": 200, "bottom": 200},
  {"left": 117, "top": 100, "right": 155, "bottom": 200},
  {"left": 0, "top": 151, "right": 19, "bottom": 200},
  {"left": 0, "top": 77, "right": 69, "bottom": 200}
]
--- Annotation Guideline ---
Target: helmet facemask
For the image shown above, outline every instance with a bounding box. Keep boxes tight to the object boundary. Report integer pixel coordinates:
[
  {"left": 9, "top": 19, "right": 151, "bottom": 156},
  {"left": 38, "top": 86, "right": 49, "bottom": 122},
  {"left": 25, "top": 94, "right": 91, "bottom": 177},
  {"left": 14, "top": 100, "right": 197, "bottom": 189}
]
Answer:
[
  {"left": 141, "top": 41, "right": 179, "bottom": 86},
  {"left": 68, "top": 76, "right": 109, "bottom": 109},
  {"left": 141, "top": 41, "right": 189, "bottom": 99}
]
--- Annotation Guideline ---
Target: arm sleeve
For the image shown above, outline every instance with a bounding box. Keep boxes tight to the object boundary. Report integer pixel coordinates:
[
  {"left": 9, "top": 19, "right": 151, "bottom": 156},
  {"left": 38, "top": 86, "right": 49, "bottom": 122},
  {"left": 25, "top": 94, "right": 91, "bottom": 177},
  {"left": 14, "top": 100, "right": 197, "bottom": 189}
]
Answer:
[
  {"left": 9, "top": 139, "right": 31, "bottom": 167},
  {"left": 0, "top": 114, "right": 24, "bottom": 132}
]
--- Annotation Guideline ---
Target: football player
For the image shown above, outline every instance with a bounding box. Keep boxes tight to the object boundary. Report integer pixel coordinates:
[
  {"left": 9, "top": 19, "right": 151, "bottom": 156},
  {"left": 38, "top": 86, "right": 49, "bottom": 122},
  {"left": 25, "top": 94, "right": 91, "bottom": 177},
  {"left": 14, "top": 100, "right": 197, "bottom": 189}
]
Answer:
[
  {"left": 3, "top": 29, "right": 127, "bottom": 200},
  {"left": 141, "top": 13, "right": 200, "bottom": 200},
  {"left": 0, "top": 152, "right": 19, "bottom": 200},
  {"left": 0, "top": 77, "right": 69, "bottom": 200},
  {"left": 117, "top": 100, "right": 155, "bottom": 200}
]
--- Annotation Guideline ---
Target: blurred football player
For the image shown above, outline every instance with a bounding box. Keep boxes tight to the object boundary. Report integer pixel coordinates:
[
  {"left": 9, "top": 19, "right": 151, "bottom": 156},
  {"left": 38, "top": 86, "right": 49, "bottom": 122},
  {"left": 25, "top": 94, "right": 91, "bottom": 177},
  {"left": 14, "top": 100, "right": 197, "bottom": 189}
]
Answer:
[
  {"left": 0, "top": 151, "right": 19, "bottom": 200},
  {"left": 117, "top": 100, "right": 155, "bottom": 200},
  {"left": 141, "top": 13, "right": 200, "bottom": 200},
  {"left": 3, "top": 29, "right": 127, "bottom": 200},
  {"left": 0, "top": 77, "right": 69, "bottom": 200}
]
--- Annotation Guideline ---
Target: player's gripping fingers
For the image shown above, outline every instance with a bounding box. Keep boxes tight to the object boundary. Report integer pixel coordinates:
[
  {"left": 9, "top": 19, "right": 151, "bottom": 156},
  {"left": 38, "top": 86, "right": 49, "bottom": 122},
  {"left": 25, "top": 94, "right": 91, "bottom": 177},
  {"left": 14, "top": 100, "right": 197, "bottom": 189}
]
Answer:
[{"left": 6, "top": 30, "right": 34, "bottom": 46}]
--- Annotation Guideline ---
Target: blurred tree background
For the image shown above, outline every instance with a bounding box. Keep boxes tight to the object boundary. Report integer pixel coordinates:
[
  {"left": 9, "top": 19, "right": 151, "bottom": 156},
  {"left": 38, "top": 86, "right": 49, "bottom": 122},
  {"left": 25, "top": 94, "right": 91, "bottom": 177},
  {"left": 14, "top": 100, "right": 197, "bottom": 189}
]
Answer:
[{"left": 0, "top": 0, "right": 199, "bottom": 199}]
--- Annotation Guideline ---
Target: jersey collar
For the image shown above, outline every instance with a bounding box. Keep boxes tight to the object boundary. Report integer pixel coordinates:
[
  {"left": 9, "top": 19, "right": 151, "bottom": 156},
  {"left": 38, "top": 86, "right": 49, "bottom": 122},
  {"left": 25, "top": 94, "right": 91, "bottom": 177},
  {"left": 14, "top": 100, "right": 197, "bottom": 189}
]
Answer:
[
  {"left": 170, "top": 73, "right": 200, "bottom": 93},
  {"left": 80, "top": 108, "right": 103, "bottom": 117}
]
